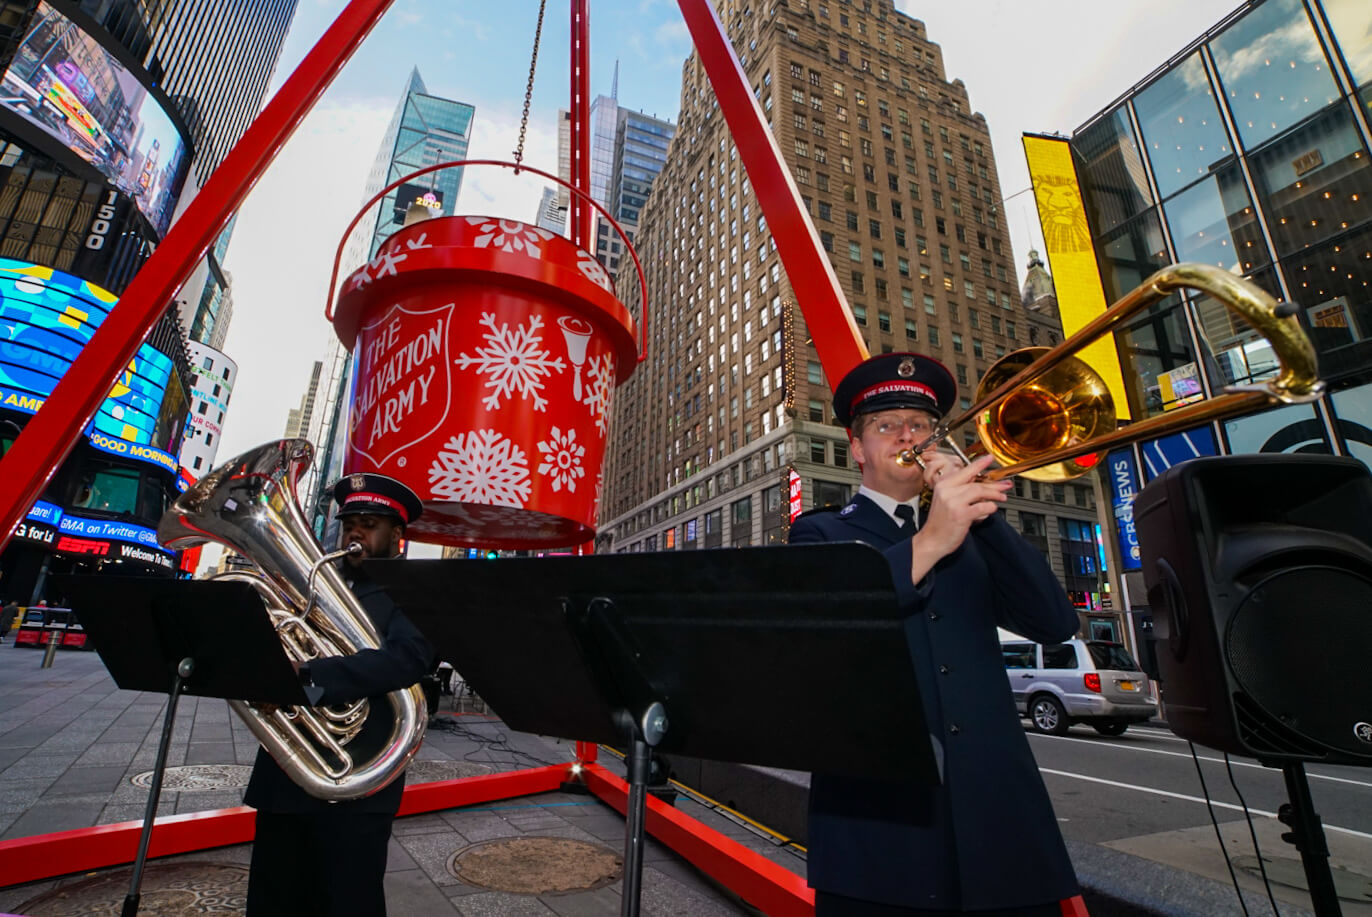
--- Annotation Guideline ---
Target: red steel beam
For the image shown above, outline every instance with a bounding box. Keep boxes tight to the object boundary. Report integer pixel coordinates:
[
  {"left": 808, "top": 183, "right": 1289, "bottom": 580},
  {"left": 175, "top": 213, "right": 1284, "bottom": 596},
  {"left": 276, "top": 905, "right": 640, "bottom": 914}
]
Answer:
[
  {"left": 0, "top": 0, "right": 397, "bottom": 552},
  {"left": 570, "top": 0, "right": 593, "bottom": 249},
  {"left": 581, "top": 762, "right": 814, "bottom": 917},
  {"left": 675, "top": 0, "right": 867, "bottom": 387}
]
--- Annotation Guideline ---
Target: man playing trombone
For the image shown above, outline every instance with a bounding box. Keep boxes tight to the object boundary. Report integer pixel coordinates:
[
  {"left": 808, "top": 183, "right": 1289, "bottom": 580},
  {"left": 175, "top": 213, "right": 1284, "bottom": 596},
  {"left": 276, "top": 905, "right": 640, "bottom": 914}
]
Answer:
[{"left": 789, "top": 352, "right": 1080, "bottom": 915}]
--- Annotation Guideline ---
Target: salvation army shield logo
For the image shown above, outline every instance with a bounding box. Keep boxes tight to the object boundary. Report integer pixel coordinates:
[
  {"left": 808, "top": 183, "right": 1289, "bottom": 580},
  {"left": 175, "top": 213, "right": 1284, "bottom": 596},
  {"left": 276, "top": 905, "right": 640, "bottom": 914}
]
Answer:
[{"left": 349, "top": 300, "right": 454, "bottom": 468}]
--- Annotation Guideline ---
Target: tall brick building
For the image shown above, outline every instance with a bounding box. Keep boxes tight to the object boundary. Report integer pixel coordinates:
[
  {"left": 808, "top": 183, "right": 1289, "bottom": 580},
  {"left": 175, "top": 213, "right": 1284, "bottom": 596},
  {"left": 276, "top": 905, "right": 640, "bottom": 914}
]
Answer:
[{"left": 600, "top": 0, "right": 1110, "bottom": 620}]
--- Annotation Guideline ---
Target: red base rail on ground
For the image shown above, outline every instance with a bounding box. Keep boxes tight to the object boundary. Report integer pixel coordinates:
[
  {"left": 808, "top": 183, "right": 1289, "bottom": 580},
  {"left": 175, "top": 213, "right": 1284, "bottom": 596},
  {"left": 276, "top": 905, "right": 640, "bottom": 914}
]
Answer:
[
  {"left": 0, "top": 766, "right": 568, "bottom": 887},
  {"left": 580, "top": 761, "right": 815, "bottom": 917}
]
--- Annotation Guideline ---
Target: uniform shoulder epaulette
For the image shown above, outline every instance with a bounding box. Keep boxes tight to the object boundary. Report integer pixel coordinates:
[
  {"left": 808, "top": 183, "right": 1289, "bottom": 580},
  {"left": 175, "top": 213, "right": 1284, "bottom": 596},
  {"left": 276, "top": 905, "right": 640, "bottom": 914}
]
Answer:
[{"left": 792, "top": 503, "right": 844, "bottom": 523}]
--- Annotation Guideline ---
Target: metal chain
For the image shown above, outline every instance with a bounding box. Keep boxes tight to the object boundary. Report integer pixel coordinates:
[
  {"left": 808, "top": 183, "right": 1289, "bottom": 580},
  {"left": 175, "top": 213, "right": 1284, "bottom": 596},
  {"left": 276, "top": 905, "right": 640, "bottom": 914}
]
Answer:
[{"left": 514, "top": 0, "right": 549, "bottom": 170}]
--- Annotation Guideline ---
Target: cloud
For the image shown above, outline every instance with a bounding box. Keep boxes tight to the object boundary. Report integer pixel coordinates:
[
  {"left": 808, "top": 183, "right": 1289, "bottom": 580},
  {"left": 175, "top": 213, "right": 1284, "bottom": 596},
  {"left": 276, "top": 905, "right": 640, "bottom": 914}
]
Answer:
[
  {"left": 217, "top": 98, "right": 394, "bottom": 460},
  {"left": 655, "top": 20, "right": 690, "bottom": 47},
  {"left": 458, "top": 110, "right": 559, "bottom": 223},
  {"left": 450, "top": 15, "right": 492, "bottom": 43}
]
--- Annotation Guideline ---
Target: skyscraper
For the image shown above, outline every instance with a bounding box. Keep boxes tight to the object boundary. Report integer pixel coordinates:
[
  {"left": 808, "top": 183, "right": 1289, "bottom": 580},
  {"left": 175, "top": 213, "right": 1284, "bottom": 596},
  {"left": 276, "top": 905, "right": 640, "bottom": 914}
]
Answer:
[
  {"left": 355, "top": 67, "right": 473, "bottom": 262},
  {"left": 554, "top": 94, "right": 676, "bottom": 282},
  {"left": 0, "top": 0, "right": 297, "bottom": 595},
  {"left": 71, "top": 0, "right": 301, "bottom": 347},
  {"left": 600, "top": 0, "right": 1100, "bottom": 605},
  {"left": 305, "top": 70, "right": 475, "bottom": 538}
]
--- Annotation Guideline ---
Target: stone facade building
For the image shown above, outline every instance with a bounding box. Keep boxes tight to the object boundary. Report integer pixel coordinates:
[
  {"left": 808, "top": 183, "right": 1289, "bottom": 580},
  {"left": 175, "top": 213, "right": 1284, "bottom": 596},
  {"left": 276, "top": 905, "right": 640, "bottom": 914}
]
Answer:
[{"left": 600, "top": 0, "right": 1108, "bottom": 616}]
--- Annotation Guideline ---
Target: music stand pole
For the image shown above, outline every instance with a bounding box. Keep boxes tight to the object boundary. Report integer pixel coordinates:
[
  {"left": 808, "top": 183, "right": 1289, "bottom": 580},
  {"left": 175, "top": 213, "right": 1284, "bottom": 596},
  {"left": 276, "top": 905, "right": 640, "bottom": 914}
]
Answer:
[
  {"left": 122, "top": 657, "right": 194, "bottom": 917},
  {"left": 618, "top": 702, "right": 668, "bottom": 917},
  {"left": 1280, "top": 762, "right": 1342, "bottom": 916}
]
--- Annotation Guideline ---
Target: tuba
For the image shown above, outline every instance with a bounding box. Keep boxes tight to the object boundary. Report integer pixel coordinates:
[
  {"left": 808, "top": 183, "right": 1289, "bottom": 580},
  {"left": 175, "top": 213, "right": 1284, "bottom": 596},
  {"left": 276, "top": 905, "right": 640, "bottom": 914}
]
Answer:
[{"left": 158, "top": 439, "right": 427, "bottom": 801}]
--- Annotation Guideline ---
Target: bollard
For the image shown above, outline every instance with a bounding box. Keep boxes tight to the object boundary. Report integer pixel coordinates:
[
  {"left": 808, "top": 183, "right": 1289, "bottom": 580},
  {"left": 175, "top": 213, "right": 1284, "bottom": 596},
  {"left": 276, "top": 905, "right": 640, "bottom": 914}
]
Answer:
[{"left": 40, "top": 629, "right": 59, "bottom": 668}]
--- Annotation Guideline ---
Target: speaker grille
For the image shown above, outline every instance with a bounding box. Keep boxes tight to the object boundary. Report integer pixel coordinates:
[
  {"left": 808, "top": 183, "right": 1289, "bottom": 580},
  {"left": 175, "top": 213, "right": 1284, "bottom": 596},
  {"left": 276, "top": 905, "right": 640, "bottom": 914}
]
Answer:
[{"left": 1228, "top": 566, "right": 1372, "bottom": 762}]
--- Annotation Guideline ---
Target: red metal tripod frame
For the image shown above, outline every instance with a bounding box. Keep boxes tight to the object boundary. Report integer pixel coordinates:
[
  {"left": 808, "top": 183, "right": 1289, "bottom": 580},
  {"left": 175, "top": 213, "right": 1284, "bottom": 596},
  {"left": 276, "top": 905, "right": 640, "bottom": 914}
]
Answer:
[
  {"left": 581, "top": 762, "right": 815, "bottom": 916},
  {"left": 0, "top": 0, "right": 397, "bottom": 554},
  {"left": 0, "top": 766, "right": 570, "bottom": 887},
  {"left": 675, "top": 0, "right": 869, "bottom": 389}
]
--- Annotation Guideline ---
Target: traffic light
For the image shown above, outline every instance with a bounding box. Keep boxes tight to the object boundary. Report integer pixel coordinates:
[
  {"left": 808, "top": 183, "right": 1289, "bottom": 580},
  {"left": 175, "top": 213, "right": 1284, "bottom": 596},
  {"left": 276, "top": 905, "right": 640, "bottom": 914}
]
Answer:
[{"left": 484, "top": 549, "right": 499, "bottom": 560}]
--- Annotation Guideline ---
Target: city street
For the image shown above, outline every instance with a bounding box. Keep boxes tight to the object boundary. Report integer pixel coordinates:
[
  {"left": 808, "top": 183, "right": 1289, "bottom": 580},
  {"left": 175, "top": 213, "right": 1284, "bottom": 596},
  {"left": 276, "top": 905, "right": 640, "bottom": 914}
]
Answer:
[{"left": 1028, "top": 722, "right": 1372, "bottom": 915}]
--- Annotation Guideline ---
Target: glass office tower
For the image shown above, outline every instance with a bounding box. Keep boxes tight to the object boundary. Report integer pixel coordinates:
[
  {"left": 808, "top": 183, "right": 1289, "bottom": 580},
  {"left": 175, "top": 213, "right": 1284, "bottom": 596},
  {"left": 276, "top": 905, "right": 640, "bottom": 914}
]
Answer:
[{"left": 1065, "top": 0, "right": 1371, "bottom": 464}]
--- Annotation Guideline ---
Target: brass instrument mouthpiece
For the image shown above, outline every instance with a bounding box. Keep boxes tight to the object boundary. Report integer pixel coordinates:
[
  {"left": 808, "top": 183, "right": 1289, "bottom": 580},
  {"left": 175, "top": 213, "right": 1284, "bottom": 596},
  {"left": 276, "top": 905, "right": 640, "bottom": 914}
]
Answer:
[{"left": 895, "top": 449, "right": 922, "bottom": 467}]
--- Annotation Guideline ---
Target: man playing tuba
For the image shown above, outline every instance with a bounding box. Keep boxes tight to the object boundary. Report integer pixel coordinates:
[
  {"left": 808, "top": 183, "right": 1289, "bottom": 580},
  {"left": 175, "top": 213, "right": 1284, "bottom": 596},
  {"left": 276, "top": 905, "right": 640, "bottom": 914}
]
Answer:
[{"left": 244, "top": 472, "right": 434, "bottom": 917}]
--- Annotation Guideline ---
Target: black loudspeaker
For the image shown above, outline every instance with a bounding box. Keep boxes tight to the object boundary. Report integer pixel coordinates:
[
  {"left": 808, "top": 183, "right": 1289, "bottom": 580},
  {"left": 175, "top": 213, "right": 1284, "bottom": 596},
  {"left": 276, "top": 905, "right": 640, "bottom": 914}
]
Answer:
[{"left": 1134, "top": 453, "right": 1372, "bottom": 765}]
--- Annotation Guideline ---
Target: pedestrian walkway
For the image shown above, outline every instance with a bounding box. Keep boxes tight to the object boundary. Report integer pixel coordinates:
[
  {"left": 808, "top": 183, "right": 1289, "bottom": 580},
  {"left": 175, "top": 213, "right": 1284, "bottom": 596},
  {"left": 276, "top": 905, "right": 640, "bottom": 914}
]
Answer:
[
  {"left": 0, "top": 649, "right": 800, "bottom": 915},
  {"left": 1, "top": 646, "right": 1363, "bottom": 916}
]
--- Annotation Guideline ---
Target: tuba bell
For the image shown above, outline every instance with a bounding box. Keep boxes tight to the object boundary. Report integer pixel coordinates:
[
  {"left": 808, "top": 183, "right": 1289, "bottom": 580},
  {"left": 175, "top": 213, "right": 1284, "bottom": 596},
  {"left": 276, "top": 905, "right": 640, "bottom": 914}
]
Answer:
[{"left": 158, "top": 438, "right": 427, "bottom": 801}]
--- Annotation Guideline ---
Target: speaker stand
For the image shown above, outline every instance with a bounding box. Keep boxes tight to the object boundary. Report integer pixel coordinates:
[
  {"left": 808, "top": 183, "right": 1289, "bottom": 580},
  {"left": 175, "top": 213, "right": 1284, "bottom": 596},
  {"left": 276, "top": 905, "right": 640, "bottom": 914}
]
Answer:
[{"left": 1277, "top": 762, "right": 1341, "bottom": 916}]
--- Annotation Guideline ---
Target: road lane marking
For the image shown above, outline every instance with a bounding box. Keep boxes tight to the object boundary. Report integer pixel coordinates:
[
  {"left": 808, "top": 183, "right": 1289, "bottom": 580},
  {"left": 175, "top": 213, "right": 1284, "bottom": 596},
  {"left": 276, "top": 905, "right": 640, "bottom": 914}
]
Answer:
[
  {"left": 1028, "top": 732, "right": 1372, "bottom": 790},
  {"left": 1037, "top": 767, "right": 1372, "bottom": 841}
]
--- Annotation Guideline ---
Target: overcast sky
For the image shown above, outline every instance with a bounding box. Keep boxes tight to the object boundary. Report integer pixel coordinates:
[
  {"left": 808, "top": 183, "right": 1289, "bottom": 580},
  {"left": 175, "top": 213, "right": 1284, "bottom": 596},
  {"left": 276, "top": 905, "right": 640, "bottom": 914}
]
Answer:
[{"left": 212, "top": 0, "right": 1244, "bottom": 544}]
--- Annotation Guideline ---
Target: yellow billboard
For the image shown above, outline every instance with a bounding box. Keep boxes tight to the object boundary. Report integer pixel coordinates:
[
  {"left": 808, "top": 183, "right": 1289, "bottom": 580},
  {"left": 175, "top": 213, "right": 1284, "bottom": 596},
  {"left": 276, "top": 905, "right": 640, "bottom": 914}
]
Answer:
[{"left": 1022, "top": 134, "right": 1131, "bottom": 420}]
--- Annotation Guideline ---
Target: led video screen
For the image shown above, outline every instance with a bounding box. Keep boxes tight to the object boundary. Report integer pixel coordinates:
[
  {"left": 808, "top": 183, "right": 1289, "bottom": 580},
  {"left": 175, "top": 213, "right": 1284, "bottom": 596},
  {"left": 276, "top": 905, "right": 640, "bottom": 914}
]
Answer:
[
  {"left": 0, "top": 2, "right": 189, "bottom": 237},
  {"left": 393, "top": 182, "right": 445, "bottom": 224},
  {"left": 0, "top": 258, "right": 173, "bottom": 449}
]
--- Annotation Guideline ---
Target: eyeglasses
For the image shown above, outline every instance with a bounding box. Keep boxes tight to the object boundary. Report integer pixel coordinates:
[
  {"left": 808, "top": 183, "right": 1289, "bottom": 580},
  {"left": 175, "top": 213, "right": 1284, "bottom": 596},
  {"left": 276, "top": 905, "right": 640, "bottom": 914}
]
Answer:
[{"left": 870, "top": 415, "right": 935, "bottom": 437}]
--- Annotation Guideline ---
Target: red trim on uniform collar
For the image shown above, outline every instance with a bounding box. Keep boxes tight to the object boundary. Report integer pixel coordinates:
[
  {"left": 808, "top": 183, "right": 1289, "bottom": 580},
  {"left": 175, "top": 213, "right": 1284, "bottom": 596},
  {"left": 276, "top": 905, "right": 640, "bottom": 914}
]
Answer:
[
  {"left": 343, "top": 492, "right": 407, "bottom": 520},
  {"left": 850, "top": 380, "right": 936, "bottom": 414}
]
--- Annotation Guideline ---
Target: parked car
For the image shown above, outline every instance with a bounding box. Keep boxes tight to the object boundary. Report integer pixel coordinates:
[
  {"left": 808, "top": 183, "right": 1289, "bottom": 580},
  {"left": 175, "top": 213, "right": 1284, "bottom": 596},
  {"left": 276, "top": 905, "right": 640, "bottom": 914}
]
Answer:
[{"left": 999, "top": 633, "right": 1157, "bottom": 736}]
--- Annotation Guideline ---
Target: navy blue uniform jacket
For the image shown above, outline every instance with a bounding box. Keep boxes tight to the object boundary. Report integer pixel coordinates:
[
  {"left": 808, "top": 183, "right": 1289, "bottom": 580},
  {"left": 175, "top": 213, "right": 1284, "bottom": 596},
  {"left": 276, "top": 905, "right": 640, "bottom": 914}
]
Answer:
[
  {"left": 789, "top": 495, "right": 1079, "bottom": 910},
  {"left": 244, "top": 568, "right": 434, "bottom": 815}
]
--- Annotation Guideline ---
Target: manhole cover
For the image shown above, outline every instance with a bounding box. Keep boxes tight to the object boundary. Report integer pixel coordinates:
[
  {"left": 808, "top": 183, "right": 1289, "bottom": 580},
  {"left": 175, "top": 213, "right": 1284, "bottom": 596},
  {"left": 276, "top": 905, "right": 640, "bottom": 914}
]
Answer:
[
  {"left": 130, "top": 765, "right": 254, "bottom": 790},
  {"left": 407, "top": 760, "right": 493, "bottom": 783},
  {"left": 16, "top": 861, "right": 247, "bottom": 915},
  {"left": 447, "top": 836, "right": 622, "bottom": 895}
]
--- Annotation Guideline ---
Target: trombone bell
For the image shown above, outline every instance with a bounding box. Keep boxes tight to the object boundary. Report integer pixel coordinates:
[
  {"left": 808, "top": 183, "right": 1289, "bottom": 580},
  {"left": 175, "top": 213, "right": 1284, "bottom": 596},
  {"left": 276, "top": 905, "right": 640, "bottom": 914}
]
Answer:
[{"left": 974, "top": 348, "right": 1116, "bottom": 483}]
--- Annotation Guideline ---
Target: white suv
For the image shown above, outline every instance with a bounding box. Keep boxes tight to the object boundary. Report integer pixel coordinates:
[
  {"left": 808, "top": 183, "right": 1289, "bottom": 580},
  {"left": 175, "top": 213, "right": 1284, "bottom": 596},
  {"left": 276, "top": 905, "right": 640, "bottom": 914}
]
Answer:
[{"left": 1000, "top": 636, "right": 1157, "bottom": 736}]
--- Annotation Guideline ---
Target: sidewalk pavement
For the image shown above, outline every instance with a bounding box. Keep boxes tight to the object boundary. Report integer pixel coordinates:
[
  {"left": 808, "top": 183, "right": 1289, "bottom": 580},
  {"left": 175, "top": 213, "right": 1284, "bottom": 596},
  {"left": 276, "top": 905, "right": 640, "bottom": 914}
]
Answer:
[
  {"left": 0, "top": 648, "right": 792, "bottom": 915},
  {"left": 0, "top": 647, "right": 1359, "bottom": 916}
]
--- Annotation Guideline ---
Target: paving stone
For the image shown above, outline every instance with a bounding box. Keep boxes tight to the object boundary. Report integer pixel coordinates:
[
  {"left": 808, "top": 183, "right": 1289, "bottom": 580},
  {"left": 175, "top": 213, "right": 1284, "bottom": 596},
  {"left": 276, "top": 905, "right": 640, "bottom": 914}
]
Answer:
[
  {"left": 385, "top": 866, "right": 461, "bottom": 914},
  {"left": 183, "top": 742, "right": 235, "bottom": 765},
  {"left": 540, "top": 885, "right": 623, "bottom": 916},
  {"left": 44, "top": 764, "right": 126, "bottom": 796},
  {"left": 73, "top": 741, "right": 140, "bottom": 766},
  {"left": 395, "top": 829, "right": 466, "bottom": 886},
  {"left": 453, "top": 890, "right": 558, "bottom": 915},
  {"left": 0, "top": 754, "right": 75, "bottom": 781},
  {"left": 3, "top": 799, "right": 106, "bottom": 839}
]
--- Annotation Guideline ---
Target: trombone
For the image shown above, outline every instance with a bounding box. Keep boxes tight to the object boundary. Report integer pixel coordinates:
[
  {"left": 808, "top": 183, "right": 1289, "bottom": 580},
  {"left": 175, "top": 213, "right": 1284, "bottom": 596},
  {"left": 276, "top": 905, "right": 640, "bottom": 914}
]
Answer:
[{"left": 896, "top": 262, "right": 1324, "bottom": 482}]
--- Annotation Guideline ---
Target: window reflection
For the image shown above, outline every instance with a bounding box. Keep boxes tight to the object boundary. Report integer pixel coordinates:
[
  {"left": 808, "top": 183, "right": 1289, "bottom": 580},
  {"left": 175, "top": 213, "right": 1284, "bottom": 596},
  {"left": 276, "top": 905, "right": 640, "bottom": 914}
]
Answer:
[
  {"left": 1133, "top": 53, "right": 1233, "bottom": 199},
  {"left": 1248, "top": 105, "right": 1372, "bottom": 257},
  {"left": 1209, "top": 0, "right": 1338, "bottom": 149},
  {"left": 1073, "top": 108, "right": 1153, "bottom": 235},
  {"left": 1192, "top": 268, "right": 1283, "bottom": 386},
  {"left": 1329, "top": 383, "right": 1372, "bottom": 469},
  {"left": 1314, "top": 0, "right": 1372, "bottom": 89},
  {"left": 1162, "top": 162, "right": 1268, "bottom": 272},
  {"left": 1280, "top": 223, "right": 1372, "bottom": 381},
  {"left": 1223, "top": 401, "right": 1330, "bottom": 455},
  {"left": 1115, "top": 303, "right": 1198, "bottom": 418},
  {"left": 1096, "top": 210, "right": 1173, "bottom": 304}
]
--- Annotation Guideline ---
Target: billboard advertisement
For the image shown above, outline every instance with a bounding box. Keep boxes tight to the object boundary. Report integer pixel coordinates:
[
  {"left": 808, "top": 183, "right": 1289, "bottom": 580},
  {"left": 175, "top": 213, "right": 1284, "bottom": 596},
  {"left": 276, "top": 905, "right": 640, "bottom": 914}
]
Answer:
[
  {"left": 13, "top": 500, "right": 174, "bottom": 569},
  {"left": 1023, "top": 134, "right": 1132, "bottom": 420},
  {"left": 393, "top": 182, "right": 444, "bottom": 224},
  {"left": 0, "top": 2, "right": 189, "bottom": 236},
  {"left": 1105, "top": 449, "right": 1142, "bottom": 571},
  {"left": 0, "top": 258, "right": 178, "bottom": 472}
]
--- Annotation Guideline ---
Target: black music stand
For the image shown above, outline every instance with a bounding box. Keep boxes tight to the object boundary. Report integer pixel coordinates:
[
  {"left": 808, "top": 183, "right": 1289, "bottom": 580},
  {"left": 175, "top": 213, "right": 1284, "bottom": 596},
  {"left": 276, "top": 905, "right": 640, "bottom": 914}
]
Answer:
[
  {"left": 366, "top": 542, "right": 939, "bottom": 917},
  {"left": 59, "top": 577, "right": 307, "bottom": 917}
]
